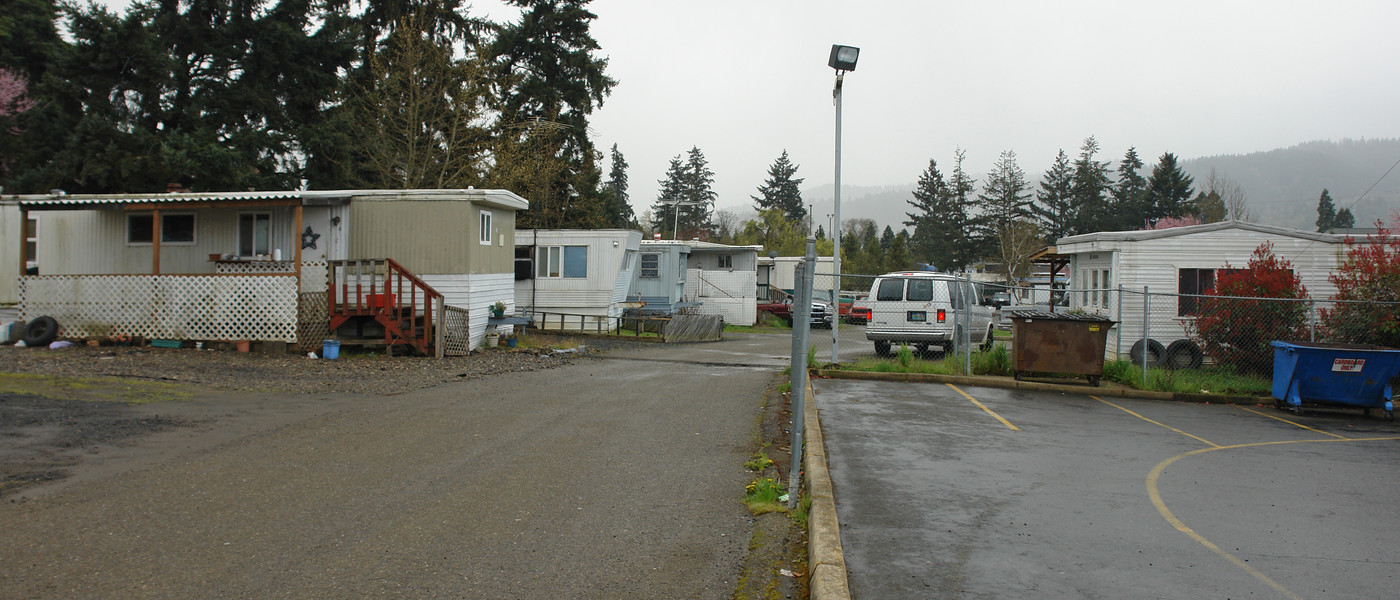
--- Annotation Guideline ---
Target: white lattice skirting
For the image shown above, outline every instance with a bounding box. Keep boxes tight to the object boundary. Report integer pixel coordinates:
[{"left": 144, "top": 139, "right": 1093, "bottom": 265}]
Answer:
[{"left": 20, "top": 274, "right": 300, "bottom": 342}]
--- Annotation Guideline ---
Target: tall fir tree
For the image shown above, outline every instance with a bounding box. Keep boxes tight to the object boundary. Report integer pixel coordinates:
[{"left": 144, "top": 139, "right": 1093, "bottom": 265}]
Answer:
[
  {"left": 1032, "top": 149, "right": 1075, "bottom": 241},
  {"left": 947, "top": 148, "right": 982, "bottom": 267},
  {"left": 1334, "top": 207, "right": 1355, "bottom": 229},
  {"left": 600, "top": 143, "right": 635, "bottom": 228},
  {"left": 1315, "top": 189, "right": 1337, "bottom": 232},
  {"left": 977, "top": 150, "right": 1034, "bottom": 241},
  {"left": 1069, "top": 136, "right": 1112, "bottom": 235},
  {"left": 489, "top": 0, "right": 616, "bottom": 228},
  {"left": 650, "top": 146, "right": 716, "bottom": 238},
  {"left": 1110, "top": 147, "right": 1148, "bottom": 231},
  {"left": 1142, "top": 152, "right": 1194, "bottom": 226},
  {"left": 904, "top": 158, "right": 954, "bottom": 271},
  {"left": 751, "top": 149, "right": 805, "bottom": 222}
]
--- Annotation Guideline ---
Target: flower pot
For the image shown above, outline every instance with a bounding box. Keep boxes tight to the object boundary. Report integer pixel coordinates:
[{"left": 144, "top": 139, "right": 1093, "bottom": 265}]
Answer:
[
  {"left": 505, "top": 337, "right": 518, "bottom": 348},
  {"left": 490, "top": 308, "right": 505, "bottom": 318},
  {"left": 236, "top": 340, "right": 250, "bottom": 353},
  {"left": 485, "top": 332, "right": 500, "bottom": 348}
]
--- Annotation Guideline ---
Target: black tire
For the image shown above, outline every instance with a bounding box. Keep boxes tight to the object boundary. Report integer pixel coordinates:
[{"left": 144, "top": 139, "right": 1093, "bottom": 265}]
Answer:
[
  {"left": 979, "top": 326, "right": 995, "bottom": 352},
  {"left": 1164, "top": 339, "right": 1204, "bottom": 370},
  {"left": 22, "top": 315, "right": 59, "bottom": 347},
  {"left": 1129, "top": 338, "right": 1167, "bottom": 367},
  {"left": 874, "top": 340, "right": 891, "bottom": 357}
]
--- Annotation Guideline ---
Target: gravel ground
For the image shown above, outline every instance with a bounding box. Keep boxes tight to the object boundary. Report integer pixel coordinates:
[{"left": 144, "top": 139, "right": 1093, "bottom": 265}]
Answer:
[{"left": 0, "top": 334, "right": 637, "bottom": 396}]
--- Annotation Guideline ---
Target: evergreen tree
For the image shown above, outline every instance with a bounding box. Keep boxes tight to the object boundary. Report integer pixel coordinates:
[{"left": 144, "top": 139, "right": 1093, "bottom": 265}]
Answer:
[
  {"left": 1192, "top": 191, "right": 1227, "bottom": 223},
  {"left": 489, "top": 0, "right": 616, "bottom": 228},
  {"left": 600, "top": 143, "right": 635, "bottom": 228},
  {"left": 1032, "top": 149, "right": 1075, "bottom": 241},
  {"left": 650, "top": 146, "right": 716, "bottom": 238},
  {"left": 1142, "top": 152, "right": 1194, "bottom": 226},
  {"left": 1334, "top": 207, "right": 1355, "bottom": 229},
  {"left": 1069, "top": 136, "right": 1112, "bottom": 235},
  {"left": 815, "top": 224, "right": 826, "bottom": 240},
  {"left": 14, "top": 0, "right": 356, "bottom": 193},
  {"left": 1110, "top": 147, "right": 1148, "bottom": 230},
  {"left": 886, "top": 230, "right": 912, "bottom": 272},
  {"left": 1315, "top": 189, "right": 1337, "bottom": 232},
  {"left": 905, "top": 158, "right": 964, "bottom": 271},
  {"left": 751, "top": 149, "right": 805, "bottom": 222},
  {"left": 977, "top": 150, "right": 1034, "bottom": 240},
  {"left": 947, "top": 149, "right": 982, "bottom": 267},
  {"left": 880, "top": 225, "right": 895, "bottom": 252}
]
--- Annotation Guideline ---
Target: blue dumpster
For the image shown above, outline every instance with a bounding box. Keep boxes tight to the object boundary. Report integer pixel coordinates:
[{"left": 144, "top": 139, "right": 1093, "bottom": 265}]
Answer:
[{"left": 1271, "top": 341, "right": 1400, "bottom": 419}]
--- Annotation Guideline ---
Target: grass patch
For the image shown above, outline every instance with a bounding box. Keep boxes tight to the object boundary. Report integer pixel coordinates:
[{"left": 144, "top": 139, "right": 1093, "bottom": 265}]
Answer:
[
  {"left": 993, "top": 328, "right": 1013, "bottom": 339},
  {"left": 743, "top": 477, "right": 787, "bottom": 515},
  {"left": 1102, "top": 360, "right": 1271, "bottom": 395},
  {"left": 790, "top": 492, "right": 812, "bottom": 529},
  {"left": 0, "top": 372, "right": 195, "bottom": 404},
  {"left": 744, "top": 452, "right": 775, "bottom": 472},
  {"left": 839, "top": 347, "right": 1012, "bottom": 376}
]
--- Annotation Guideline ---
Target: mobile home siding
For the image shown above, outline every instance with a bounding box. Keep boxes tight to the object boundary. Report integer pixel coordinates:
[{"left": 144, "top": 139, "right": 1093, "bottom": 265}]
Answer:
[
  {"left": 36, "top": 207, "right": 304, "bottom": 275},
  {"left": 1059, "top": 224, "right": 1345, "bottom": 354},
  {"left": 515, "top": 229, "right": 641, "bottom": 317},
  {"left": 1, "top": 202, "right": 19, "bottom": 306},
  {"left": 348, "top": 200, "right": 514, "bottom": 275}
]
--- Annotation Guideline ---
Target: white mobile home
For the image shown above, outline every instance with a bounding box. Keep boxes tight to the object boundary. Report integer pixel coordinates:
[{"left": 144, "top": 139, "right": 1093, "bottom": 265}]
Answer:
[
  {"left": 681, "top": 240, "right": 762, "bottom": 326},
  {"left": 628, "top": 241, "right": 694, "bottom": 314},
  {"left": 515, "top": 229, "right": 642, "bottom": 329},
  {"left": 12, "top": 188, "right": 526, "bottom": 354},
  {"left": 1055, "top": 221, "right": 1345, "bottom": 361},
  {"left": 758, "top": 255, "right": 835, "bottom": 301}
]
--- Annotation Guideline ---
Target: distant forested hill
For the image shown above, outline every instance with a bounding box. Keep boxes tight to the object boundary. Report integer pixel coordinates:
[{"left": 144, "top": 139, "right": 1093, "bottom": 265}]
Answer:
[
  {"left": 1181, "top": 138, "right": 1400, "bottom": 230},
  {"left": 721, "top": 139, "right": 1399, "bottom": 235}
]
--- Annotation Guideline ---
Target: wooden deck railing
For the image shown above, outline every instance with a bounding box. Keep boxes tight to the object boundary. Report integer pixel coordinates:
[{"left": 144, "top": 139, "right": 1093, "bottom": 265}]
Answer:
[{"left": 328, "top": 259, "right": 442, "bottom": 355}]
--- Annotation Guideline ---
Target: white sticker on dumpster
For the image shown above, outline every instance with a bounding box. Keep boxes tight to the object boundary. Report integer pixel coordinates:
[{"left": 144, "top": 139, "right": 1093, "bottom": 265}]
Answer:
[{"left": 1332, "top": 358, "right": 1365, "bottom": 373}]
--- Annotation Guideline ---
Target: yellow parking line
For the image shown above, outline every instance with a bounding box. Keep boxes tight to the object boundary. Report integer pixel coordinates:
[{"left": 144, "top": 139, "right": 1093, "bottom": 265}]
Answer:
[
  {"left": 1091, "top": 396, "right": 1221, "bottom": 448},
  {"left": 1147, "top": 436, "right": 1400, "bottom": 600},
  {"left": 1237, "top": 406, "right": 1350, "bottom": 439},
  {"left": 946, "top": 384, "right": 1019, "bottom": 431}
]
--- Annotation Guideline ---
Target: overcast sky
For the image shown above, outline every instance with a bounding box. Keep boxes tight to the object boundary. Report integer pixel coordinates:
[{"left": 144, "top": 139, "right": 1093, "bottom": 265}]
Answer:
[{"left": 97, "top": 0, "right": 1400, "bottom": 218}]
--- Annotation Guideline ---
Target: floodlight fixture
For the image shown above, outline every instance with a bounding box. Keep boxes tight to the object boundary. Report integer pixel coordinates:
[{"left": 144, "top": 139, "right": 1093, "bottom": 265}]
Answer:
[{"left": 828, "top": 44, "right": 859, "bottom": 72}]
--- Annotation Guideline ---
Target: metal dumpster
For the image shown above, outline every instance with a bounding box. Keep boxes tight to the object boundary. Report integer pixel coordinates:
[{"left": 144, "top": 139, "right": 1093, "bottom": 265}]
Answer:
[
  {"left": 1271, "top": 341, "right": 1400, "bottom": 419},
  {"left": 1010, "top": 311, "right": 1117, "bottom": 386}
]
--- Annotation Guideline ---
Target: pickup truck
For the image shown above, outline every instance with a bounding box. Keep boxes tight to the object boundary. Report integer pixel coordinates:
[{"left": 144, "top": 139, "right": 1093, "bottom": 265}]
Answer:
[{"left": 757, "top": 293, "right": 833, "bottom": 328}]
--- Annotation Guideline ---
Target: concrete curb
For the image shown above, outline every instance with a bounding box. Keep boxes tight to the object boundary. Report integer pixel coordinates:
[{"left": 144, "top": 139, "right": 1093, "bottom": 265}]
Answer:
[
  {"left": 813, "top": 368, "right": 1273, "bottom": 405},
  {"left": 803, "top": 374, "right": 851, "bottom": 600}
]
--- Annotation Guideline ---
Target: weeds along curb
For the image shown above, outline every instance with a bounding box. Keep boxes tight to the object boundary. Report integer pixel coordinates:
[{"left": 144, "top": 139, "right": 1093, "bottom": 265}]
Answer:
[
  {"left": 803, "top": 373, "right": 852, "bottom": 600},
  {"left": 813, "top": 369, "right": 1273, "bottom": 405}
]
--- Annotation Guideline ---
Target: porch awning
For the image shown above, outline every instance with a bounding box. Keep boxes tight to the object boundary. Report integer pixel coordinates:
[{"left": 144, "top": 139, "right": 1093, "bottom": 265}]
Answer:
[{"left": 17, "top": 191, "right": 312, "bottom": 211}]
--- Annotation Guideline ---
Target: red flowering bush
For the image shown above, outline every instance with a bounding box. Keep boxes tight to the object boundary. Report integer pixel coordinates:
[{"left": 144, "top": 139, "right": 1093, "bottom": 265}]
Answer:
[
  {"left": 1322, "top": 223, "right": 1400, "bottom": 347},
  {"left": 1190, "top": 243, "right": 1310, "bottom": 375}
]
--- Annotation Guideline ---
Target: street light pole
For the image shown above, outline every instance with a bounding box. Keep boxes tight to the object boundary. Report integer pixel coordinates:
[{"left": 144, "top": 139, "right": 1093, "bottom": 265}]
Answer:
[{"left": 828, "top": 44, "right": 858, "bottom": 364}]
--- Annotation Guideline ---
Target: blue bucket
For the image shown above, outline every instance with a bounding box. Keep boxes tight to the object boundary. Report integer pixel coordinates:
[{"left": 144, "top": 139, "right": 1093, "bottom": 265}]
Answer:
[{"left": 322, "top": 339, "right": 341, "bottom": 360}]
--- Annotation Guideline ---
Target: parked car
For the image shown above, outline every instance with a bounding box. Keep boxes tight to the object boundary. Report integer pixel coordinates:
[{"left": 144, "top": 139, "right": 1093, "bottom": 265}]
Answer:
[
  {"left": 864, "top": 272, "right": 996, "bottom": 356},
  {"left": 758, "top": 293, "right": 833, "bottom": 328},
  {"left": 847, "top": 298, "right": 871, "bottom": 324},
  {"left": 988, "top": 291, "right": 1012, "bottom": 308}
]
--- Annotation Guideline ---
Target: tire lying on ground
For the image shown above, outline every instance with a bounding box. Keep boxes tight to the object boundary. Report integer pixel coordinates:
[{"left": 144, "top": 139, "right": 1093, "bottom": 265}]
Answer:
[
  {"left": 21, "top": 315, "right": 60, "bottom": 347},
  {"left": 1164, "top": 339, "right": 1204, "bottom": 370},
  {"left": 1129, "top": 338, "right": 1167, "bottom": 367}
]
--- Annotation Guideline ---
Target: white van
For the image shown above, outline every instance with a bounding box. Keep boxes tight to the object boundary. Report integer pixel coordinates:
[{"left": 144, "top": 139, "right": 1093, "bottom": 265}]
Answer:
[{"left": 864, "top": 272, "right": 996, "bottom": 356}]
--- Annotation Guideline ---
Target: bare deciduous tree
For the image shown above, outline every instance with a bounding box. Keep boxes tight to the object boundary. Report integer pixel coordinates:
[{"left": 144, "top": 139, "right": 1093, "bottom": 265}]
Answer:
[{"left": 1204, "top": 168, "right": 1251, "bottom": 222}]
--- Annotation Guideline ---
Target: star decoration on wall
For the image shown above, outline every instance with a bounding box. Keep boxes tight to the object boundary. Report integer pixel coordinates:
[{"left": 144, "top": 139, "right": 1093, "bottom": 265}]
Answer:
[{"left": 301, "top": 226, "right": 320, "bottom": 250}]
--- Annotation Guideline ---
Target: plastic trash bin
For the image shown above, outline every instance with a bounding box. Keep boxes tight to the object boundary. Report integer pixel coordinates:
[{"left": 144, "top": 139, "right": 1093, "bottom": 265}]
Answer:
[{"left": 1271, "top": 341, "right": 1400, "bottom": 418}]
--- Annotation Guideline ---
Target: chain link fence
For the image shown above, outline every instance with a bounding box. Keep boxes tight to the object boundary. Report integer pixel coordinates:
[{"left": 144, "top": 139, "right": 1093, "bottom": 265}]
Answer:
[{"left": 802, "top": 272, "right": 1400, "bottom": 380}]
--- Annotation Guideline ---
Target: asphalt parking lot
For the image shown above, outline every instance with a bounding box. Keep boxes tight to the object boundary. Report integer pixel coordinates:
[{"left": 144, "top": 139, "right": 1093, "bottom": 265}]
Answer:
[{"left": 814, "top": 379, "right": 1400, "bottom": 599}]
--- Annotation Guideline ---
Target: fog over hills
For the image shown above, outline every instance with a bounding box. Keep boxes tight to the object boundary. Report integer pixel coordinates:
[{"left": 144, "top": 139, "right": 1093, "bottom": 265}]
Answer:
[{"left": 718, "top": 139, "right": 1400, "bottom": 235}]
